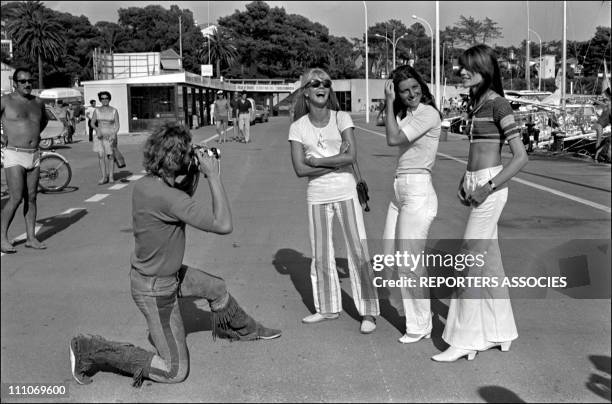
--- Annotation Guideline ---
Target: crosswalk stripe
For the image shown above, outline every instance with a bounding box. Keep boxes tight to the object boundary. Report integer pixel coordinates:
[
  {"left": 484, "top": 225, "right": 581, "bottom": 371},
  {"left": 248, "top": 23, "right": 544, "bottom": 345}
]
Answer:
[
  {"left": 126, "top": 175, "right": 144, "bottom": 181},
  {"left": 108, "top": 184, "right": 128, "bottom": 190},
  {"left": 84, "top": 194, "right": 109, "bottom": 202}
]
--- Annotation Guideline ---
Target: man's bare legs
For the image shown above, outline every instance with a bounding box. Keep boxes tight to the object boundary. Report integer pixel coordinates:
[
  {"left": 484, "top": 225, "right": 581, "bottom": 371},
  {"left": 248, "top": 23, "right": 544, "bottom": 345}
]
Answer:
[
  {"left": 1, "top": 166, "right": 24, "bottom": 252},
  {"left": 1, "top": 165, "right": 45, "bottom": 252},
  {"left": 23, "top": 166, "right": 45, "bottom": 249}
]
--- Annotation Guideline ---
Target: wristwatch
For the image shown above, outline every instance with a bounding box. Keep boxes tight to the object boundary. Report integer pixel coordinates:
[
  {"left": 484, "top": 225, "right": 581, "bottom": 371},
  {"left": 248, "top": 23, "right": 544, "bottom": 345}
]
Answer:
[{"left": 488, "top": 180, "right": 497, "bottom": 191}]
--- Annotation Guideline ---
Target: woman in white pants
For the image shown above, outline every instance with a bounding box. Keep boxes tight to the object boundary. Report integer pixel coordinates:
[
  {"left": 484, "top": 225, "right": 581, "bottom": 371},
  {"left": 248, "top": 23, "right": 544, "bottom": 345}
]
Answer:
[
  {"left": 381, "top": 65, "right": 442, "bottom": 344},
  {"left": 289, "top": 68, "right": 380, "bottom": 334},
  {"left": 432, "top": 44, "right": 528, "bottom": 362}
]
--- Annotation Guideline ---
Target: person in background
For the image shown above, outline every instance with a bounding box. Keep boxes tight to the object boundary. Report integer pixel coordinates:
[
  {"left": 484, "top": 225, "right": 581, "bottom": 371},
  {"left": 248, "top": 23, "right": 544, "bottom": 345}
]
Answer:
[
  {"left": 214, "top": 90, "right": 230, "bottom": 144},
  {"left": 432, "top": 44, "right": 528, "bottom": 363},
  {"left": 91, "top": 91, "right": 119, "bottom": 184},
  {"left": 288, "top": 67, "right": 380, "bottom": 334},
  {"left": 381, "top": 64, "right": 442, "bottom": 345},
  {"left": 237, "top": 91, "right": 252, "bottom": 143},
  {"left": 85, "top": 100, "right": 97, "bottom": 143},
  {"left": 593, "top": 88, "right": 611, "bottom": 162},
  {"left": 230, "top": 92, "right": 241, "bottom": 141}
]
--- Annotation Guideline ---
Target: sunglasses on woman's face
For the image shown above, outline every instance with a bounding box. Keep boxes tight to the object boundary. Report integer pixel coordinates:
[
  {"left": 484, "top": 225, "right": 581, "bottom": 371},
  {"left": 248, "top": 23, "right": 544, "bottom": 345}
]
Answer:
[
  {"left": 16, "top": 79, "right": 35, "bottom": 84},
  {"left": 100, "top": 97, "right": 109, "bottom": 101},
  {"left": 305, "top": 79, "right": 332, "bottom": 89}
]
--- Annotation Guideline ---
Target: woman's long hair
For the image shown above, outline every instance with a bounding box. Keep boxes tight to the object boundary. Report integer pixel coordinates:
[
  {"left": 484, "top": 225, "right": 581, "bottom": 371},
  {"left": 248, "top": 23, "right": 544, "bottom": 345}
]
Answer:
[
  {"left": 389, "top": 65, "right": 442, "bottom": 120},
  {"left": 292, "top": 67, "right": 340, "bottom": 122},
  {"left": 143, "top": 122, "right": 192, "bottom": 183},
  {"left": 458, "top": 44, "right": 505, "bottom": 111}
]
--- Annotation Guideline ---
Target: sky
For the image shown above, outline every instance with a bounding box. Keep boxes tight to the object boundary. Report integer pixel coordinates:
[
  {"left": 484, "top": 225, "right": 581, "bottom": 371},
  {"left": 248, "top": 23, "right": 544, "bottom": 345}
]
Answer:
[{"left": 40, "top": 1, "right": 612, "bottom": 47}]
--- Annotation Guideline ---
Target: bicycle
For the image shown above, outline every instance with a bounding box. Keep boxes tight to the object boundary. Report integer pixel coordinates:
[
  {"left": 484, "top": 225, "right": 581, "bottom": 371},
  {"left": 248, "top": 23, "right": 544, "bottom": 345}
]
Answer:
[{"left": 1, "top": 147, "right": 72, "bottom": 193}]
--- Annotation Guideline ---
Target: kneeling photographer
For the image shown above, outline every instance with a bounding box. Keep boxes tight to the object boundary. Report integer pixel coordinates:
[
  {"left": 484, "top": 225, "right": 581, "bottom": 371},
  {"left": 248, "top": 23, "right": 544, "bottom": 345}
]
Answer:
[{"left": 69, "top": 122, "right": 281, "bottom": 387}]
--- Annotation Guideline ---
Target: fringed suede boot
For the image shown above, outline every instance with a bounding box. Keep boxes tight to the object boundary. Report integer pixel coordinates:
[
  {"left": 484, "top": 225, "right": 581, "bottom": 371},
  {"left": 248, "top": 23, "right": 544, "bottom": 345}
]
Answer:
[
  {"left": 211, "top": 294, "right": 281, "bottom": 341},
  {"left": 70, "top": 334, "right": 155, "bottom": 387}
]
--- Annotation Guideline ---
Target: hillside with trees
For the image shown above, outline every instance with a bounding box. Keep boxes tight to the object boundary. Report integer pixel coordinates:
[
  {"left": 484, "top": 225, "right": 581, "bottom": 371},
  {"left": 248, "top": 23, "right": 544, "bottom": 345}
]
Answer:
[{"left": 1, "top": 0, "right": 609, "bottom": 93}]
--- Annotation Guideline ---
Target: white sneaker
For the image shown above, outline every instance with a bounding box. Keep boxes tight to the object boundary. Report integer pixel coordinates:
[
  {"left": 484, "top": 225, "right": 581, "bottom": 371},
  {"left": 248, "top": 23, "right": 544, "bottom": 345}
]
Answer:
[
  {"left": 302, "top": 313, "right": 339, "bottom": 324},
  {"left": 360, "top": 317, "right": 376, "bottom": 334}
]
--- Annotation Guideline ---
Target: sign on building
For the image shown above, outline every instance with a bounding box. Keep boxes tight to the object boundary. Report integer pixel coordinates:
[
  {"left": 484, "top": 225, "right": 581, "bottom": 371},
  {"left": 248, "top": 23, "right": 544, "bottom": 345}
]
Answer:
[{"left": 201, "top": 64, "right": 213, "bottom": 77}]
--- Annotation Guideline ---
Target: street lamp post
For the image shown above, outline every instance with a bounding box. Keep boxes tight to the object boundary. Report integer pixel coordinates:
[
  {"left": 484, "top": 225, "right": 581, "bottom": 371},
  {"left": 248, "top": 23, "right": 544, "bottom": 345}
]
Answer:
[
  {"left": 375, "top": 30, "right": 408, "bottom": 72},
  {"left": 363, "top": 1, "right": 369, "bottom": 123},
  {"left": 412, "top": 15, "right": 433, "bottom": 87},
  {"left": 529, "top": 28, "right": 542, "bottom": 91}
]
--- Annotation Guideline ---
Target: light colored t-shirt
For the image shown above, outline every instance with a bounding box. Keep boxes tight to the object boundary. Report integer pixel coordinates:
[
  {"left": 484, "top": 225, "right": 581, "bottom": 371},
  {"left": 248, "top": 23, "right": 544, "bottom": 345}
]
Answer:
[
  {"left": 396, "top": 103, "right": 441, "bottom": 175},
  {"left": 288, "top": 110, "right": 357, "bottom": 204}
]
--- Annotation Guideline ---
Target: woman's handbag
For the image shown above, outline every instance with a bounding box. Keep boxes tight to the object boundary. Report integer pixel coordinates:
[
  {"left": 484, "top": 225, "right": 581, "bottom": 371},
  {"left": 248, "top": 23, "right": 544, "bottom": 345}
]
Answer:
[
  {"left": 352, "top": 160, "right": 370, "bottom": 212},
  {"left": 113, "top": 144, "right": 126, "bottom": 168}
]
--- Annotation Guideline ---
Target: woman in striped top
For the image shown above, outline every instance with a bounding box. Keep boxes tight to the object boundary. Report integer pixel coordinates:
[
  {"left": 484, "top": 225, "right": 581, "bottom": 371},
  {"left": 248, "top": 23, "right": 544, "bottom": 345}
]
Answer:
[{"left": 432, "top": 44, "right": 528, "bottom": 362}]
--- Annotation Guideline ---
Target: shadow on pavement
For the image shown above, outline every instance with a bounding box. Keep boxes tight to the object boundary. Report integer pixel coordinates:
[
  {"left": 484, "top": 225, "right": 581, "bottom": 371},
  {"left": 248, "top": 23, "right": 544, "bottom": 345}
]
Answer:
[
  {"left": 273, "top": 248, "right": 365, "bottom": 322},
  {"left": 12, "top": 209, "right": 88, "bottom": 246},
  {"left": 478, "top": 385, "right": 526, "bottom": 403},
  {"left": 586, "top": 354, "right": 611, "bottom": 401}
]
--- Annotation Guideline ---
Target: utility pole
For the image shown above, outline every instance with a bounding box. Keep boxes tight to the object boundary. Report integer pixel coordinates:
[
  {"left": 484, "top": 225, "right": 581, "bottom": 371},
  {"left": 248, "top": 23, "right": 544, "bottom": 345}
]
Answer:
[
  {"left": 178, "top": 15, "right": 183, "bottom": 70},
  {"left": 526, "top": 0, "right": 530, "bottom": 90}
]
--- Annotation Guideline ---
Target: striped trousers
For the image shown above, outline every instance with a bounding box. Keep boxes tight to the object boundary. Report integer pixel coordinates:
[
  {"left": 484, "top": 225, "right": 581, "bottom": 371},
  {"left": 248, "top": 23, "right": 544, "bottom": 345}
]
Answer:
[
  {"left": 307, "top": 196, "right": 380, "bottom": 316},
  {"left": 130, "top": 265, "right": 228, "bottom": 383}
]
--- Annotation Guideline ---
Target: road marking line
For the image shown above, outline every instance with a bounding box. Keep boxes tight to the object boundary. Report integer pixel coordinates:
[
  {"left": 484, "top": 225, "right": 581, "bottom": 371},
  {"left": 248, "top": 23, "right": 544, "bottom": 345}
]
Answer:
[
  {"left": 62, "top": 208, "right": 85, "bottom": 215},
  {"left": 85, "top": 194, "right": 109, "bottom": 202},
  {"left": 355, "top": 124, "right": 612, "bottom": 214},
  {"left": 126, "top": 174, "right": 144, "bottom": 181},
  {"left": 12, "top": 225, "right": 42, "bottom": 243},
  {"left": 108, "top": 184, "right": 128, "bottom": 190}
]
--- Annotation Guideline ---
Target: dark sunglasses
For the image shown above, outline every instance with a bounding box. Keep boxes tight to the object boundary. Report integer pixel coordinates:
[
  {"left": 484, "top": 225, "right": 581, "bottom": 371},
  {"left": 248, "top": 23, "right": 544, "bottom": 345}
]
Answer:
[
  {"left": 99, "top": 97, "right": 110, "bottom": 100},
  {"left": 305, "top": 79, "right": 332, "bottom": 89},
  {"left": 16, "top": 79, "right": 35, "bottom": 84}
]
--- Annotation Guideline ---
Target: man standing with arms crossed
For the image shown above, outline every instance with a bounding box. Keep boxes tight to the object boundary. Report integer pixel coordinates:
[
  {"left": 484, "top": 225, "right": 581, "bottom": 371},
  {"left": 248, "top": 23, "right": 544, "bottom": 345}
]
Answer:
[{"left": 1, "top": 68, "right": 48, "bottom": 253}]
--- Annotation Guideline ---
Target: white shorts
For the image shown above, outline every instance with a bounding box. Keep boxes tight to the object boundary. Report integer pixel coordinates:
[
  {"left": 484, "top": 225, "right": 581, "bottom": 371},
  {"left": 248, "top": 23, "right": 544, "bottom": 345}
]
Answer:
[{"left": 2, "top": 147, "right": 41, "bottom": 170}]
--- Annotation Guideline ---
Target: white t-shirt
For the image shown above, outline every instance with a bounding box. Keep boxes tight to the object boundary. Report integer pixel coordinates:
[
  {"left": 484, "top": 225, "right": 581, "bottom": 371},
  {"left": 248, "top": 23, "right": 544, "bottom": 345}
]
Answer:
[
  {"left": 396, "top": 103, "right": 441, "bottom": 175},
  {"left": 288, "top": 110, "right": 357, "bottom": 204}
]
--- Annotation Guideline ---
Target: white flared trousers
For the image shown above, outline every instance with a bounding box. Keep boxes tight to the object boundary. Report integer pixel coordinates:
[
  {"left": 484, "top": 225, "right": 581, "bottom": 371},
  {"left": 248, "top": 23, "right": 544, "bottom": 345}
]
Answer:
[
  {"left": 442, "top": 165, "right": 518, "bottom": 350},
  {"left": 382, "top": 174, "right": 438, "bottom": 334}
]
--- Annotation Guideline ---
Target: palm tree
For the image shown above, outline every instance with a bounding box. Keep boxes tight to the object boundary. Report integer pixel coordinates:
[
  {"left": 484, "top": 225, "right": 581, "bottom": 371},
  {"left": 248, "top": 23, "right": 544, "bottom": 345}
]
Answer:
[
  {"left": 198, "top": 26, "right": 238, "bottom": 79},
  {"left": 6, "top": 1, "right": 64, "bottom": 89}
]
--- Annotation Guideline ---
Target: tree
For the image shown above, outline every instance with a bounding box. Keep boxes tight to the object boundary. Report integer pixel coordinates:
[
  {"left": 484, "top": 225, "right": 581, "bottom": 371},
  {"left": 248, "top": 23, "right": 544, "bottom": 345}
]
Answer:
[
  {"left": 5, "top": 1, "right": 64, "bottom": 89},
  {"left": 455, "top": 15, "right": 483, "bottom": 46},
  {"left": 481, "top": 17, "right": 502, "bottom": 44},
  {"left": 198, "top": 26, "right": 238, "bottom": 78}
]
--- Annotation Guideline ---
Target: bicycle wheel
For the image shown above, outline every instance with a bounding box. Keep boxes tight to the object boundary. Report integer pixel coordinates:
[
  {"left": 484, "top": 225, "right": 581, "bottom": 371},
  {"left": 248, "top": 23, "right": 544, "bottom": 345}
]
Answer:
[{"left": 38, "top": 154, "right": 72, "bottom": 192}]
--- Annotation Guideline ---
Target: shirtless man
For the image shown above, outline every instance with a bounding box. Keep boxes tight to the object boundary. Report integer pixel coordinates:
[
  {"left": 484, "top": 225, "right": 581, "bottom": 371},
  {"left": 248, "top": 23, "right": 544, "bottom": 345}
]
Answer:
[{"left": 1, "top": 68, "right": 48, "bottom": 253}]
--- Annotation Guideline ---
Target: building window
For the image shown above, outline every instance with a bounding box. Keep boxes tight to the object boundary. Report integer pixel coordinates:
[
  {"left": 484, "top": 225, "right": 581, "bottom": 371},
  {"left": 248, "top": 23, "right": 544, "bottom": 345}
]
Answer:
[{"left": 129, "top": 85, "right": 175, "bottom": 131}]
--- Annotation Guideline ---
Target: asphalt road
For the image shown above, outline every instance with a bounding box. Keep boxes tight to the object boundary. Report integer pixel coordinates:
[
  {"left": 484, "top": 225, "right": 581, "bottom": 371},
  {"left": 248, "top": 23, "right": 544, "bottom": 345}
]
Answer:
[{"left": 1, "top": 116, "right": 610, "bottom": 402}]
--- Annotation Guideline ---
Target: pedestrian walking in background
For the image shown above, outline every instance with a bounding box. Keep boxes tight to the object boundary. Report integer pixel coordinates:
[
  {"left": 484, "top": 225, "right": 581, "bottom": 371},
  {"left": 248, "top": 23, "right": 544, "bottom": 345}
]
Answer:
[
  {"left": 91, "top": 91, "right": 119, "bottom": 184},
  {"left": 381, "top": 65, "right": 442, "bottom": 345},
  {"left": 230, "top": 92, "right": 241, "bottom": 141},
  {"left": 0, "top": 67, "right": 48, "bottom": 253},
  {"left": 85, "top": 99, "right": 96, "bottom": 142},
  {"left": 432, "top": 44, "right": 528, "bottom": 363},
  {"left": 69, "top": 123, "right": 280, "bottom": 387},
  {"left": 214, "top": 90, "right": 230, "bottom": 143},
  {"left": 288, "top": 67, "right": 379, "bottom": 334},
  {"left": 237, "top": 91, "right": 252, "bottom": 143}
]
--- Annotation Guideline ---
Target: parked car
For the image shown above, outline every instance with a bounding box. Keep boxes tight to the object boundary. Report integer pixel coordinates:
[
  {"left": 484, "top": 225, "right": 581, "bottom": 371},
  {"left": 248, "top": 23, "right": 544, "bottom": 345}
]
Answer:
[{"left": 254, "top": 104, "right": 269, "bottom": 123}]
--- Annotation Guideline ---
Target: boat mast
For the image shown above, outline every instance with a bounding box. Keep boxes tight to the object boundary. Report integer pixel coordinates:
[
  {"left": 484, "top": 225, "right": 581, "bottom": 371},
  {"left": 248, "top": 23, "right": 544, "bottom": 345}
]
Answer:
[{"left": 562, "top": 1, "right": 567, "bottom": 132}]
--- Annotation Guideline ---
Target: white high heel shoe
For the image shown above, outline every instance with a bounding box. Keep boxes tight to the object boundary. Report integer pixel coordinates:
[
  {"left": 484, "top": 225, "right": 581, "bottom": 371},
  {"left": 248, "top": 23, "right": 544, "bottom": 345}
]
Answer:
[
  {"left": 479, "top": 341, "right": 512, "bottom": 352},
  {"left": 398, "top": 332, "right": 431, "bottom": 344},
  {"left": 431, "top": 346, "right": 477, "bottom": 362}
]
